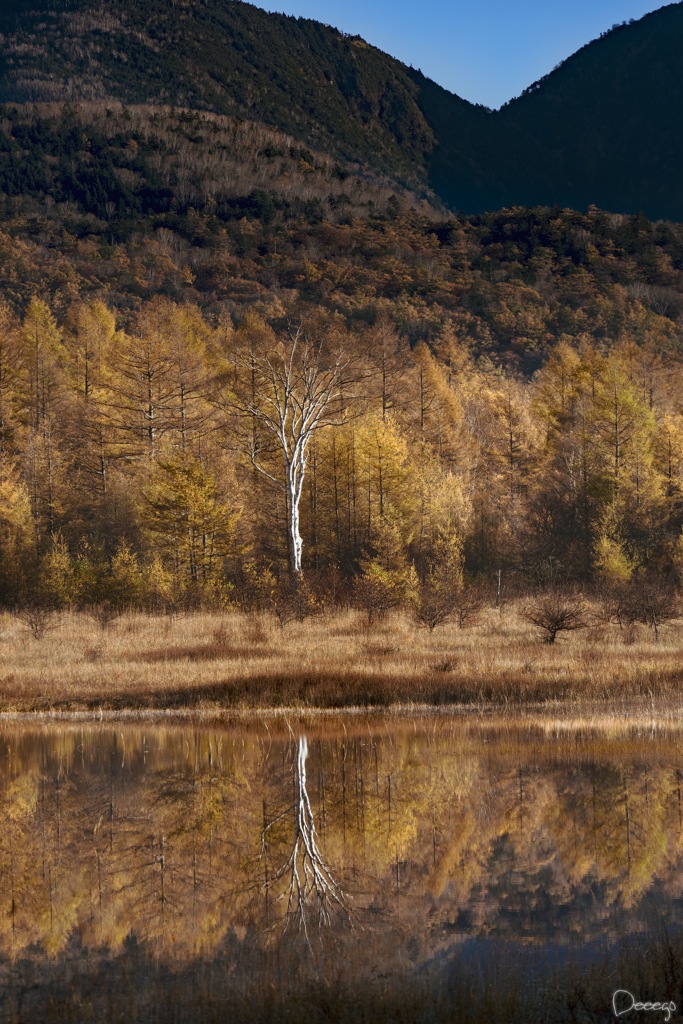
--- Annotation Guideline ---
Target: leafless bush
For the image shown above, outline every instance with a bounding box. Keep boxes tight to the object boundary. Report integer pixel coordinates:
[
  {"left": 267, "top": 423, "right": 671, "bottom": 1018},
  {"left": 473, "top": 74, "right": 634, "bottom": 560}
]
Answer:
[
  {"left": 17, "top": 604, "right": 60, "bottom": 640},
  {"left": 415, "top": 579, "right": 487, "bottom": 632},
  {"left": 598, "top": 577, "right": 679, "bottom": 640},
  {"left": 597, "top": 582, "right": 633, "bottom": 629},
  {"left": 413, "top": 577, "right": 489, "bottom": 630},
  {"left": 414, "top": 581, "right": 455, "bottom": 632},
  {"left": 523, "top": 590, "right": 589, "bottom": 644},
  {"left": 271, "top": 575, "right": 318, "bottom": 629},
  {"left": 89, "top": 601, "right": 121, "bottom": 630},
  {"left": 631, "top": 578, "right": 679, "bottom": 640},
  {"left": 454, "top": 582, "right": 487, "bottom": 628}
]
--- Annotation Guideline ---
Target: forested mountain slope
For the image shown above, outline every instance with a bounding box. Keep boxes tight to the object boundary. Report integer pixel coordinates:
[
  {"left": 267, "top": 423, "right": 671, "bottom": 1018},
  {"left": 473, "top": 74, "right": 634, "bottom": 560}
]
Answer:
[
  {"left": 0, "top": 103, "right": 682, "bottom": 366},
  {"left": 1, "top": 1, "right": 683, "bottom": 217},
  {"left": 0, "top": 0, "right": 496, "bottom": 200},
  {"left": 499, "top": 3, "right": 683, "bottom": 219}
]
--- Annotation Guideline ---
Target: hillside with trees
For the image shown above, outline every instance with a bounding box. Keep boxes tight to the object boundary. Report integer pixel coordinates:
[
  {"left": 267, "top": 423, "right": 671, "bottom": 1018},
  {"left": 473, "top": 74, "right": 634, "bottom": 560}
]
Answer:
[
  {"left": 0, "top": 0, "right": 493, "bottom": 197},
  {"left": 0, "top": 102, "right": 682, "bottom": 614},
  {"left": 498, "top": 3, "right": 683, "bottom": 218},
  {"left": 1, "top": 1, "right": 683, "bottom": 217}
]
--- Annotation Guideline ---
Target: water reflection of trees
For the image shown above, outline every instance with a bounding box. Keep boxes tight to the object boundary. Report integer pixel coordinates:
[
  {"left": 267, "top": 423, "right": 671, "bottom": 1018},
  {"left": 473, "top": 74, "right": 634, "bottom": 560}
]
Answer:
[
  {"left": 0, "top": 724, "right": 683, "bottom": 962},
  {"left": 262, "top": 736, "right": 348, "bottom": 942}
]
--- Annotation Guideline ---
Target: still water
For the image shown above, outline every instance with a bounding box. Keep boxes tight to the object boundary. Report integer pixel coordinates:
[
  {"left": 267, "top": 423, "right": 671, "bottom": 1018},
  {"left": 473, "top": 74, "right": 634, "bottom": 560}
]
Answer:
[{"left": 0, "top": 715, "right": 682, "bottom": 1023}]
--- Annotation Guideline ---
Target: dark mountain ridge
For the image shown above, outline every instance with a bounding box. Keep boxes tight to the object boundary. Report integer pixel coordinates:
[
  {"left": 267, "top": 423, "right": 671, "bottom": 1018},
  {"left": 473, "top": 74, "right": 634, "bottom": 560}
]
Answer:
[
  {"left": 0, "top": 0, "right": 682, "bottom": 218},
  {"left": 498, "top": 3, "right": 683, "bottom": 216}
]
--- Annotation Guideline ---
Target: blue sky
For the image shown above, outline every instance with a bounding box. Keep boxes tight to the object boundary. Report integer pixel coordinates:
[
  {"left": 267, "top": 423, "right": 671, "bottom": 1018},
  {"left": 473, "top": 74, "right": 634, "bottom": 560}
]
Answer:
[{"left": 253, "top": 0, "right": 669, "bottom": 109}]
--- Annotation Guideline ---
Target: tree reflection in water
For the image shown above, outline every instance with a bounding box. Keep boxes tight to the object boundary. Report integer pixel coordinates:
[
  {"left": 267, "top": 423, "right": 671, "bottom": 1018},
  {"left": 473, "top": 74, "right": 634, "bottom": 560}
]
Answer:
[
  {"left": 262, "top": 736, "right": 349, "bottom": 943},
  {"left": 1, "top": 717, "right": 683, "bottom": 1023}
]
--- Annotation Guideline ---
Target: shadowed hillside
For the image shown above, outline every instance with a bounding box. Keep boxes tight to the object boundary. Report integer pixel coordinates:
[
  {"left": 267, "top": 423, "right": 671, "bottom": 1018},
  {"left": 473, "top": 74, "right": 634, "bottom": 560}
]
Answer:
[{"left": 499, "top": 3, "right": 683, "bottom": 219}]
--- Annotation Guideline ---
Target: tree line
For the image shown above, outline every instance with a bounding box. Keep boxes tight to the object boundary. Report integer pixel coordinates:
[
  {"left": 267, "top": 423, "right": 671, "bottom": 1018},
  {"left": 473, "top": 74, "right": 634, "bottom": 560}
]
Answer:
[{"left": 0, "top": 293, "right": 682, "bottom": 615}]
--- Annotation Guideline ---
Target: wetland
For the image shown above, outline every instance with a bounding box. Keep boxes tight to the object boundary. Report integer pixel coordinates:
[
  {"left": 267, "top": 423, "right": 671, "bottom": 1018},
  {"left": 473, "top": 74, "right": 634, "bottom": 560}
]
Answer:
[{"left": 1, "top": 713, "right": 682, "bottom": 1022}]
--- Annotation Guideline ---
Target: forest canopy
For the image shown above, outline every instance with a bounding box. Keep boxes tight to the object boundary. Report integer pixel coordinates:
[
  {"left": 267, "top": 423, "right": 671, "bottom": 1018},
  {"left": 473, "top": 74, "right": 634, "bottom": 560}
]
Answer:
[{"left": 0, "top": 292, "right": 682, "bottom": 612}]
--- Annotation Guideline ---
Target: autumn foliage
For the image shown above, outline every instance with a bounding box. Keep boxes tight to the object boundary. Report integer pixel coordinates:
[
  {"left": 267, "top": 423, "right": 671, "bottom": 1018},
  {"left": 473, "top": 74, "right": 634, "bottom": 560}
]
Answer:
[{"left": 0, "top": 286, "right": 682, "bottom": 617}]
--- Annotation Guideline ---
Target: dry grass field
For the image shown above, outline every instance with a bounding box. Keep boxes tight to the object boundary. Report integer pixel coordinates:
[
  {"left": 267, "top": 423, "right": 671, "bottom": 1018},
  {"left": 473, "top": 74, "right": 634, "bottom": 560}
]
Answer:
[{"left": 1, "top": 602, "right": 683, "bottom": 714}]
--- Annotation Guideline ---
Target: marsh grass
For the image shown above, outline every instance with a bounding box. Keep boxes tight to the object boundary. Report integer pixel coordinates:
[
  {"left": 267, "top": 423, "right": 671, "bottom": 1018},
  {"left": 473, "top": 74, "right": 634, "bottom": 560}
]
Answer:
[{"left": 0, "top": 603, "right": 683, "bottom": 713}]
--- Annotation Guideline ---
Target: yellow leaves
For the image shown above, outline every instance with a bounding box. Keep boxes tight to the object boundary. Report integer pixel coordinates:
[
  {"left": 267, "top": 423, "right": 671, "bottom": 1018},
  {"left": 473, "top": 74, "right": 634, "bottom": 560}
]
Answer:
[
  {"left": 357, "top": 556, "right": 419, "bottom": 620},
  {"left": 146, "top": 554, "right": 177, "bottom": 608},
  {"left": 594, "top": 532, "right": 636, "bottom": 585},
  {"left": 303, "top": 259, "right": 323, "bottom": 282},
  {"left": 426, "top": 467, "right": 471, "bottom": 537},
  {"left": 411, "top": 339, "right": 468, "bottom": 446},
  {"left": 240, "top": 560, "right": 277, "bottom": 610},
  {"left": 356, "top": 508, "right": 419, "bottom": 620},
  {"left": 234, "top": 309, "right": 276, "bottom": 352},
  {"left": 0, "top": 458, "right": 32, "bottom": 539},
  {"left": 39, "top": 533, "right": 76, "bottom": 608},
  {"left": 0, "top": 457, "right": 33, "bottom": 599},
  {"left": 655, "top": 412, "right": 683, "bottom": 491},
  {"left": 427, "top": 525, "right": 463, "bottom": 589},
  {"left": 137, "top": 296, "right": 212, "bottom": 362},
  {"left": 141, "top": 453, "right": 243, "bottom": 590},
  {"left": 109, "top": 542, "right": 145, "bottom": 604},
  {"left": 20, "top": 296, "right": 62, "bottom": 357},
  {"left": 532, "top": 339, "right": 583, "bottom": 431},
  {"left": 63, "top": 299, "right": 119, "bottom": 396},
  {"left": 101, "top": 296, "right": 217, "bottom": 462},
  {"left": 353, "top": 411, "right": 418, "bottom": 530}
]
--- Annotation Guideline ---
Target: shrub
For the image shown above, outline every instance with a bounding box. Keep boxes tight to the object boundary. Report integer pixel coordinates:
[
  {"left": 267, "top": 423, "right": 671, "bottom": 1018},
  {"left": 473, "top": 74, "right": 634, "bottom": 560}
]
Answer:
[
  {"left": 454, "top": 581, "right": 486, "bottom": 628},
  {"left": 523, "top": 590, "right": 588, "bottom": 644},
  {"left": 17, "top": 604, "right": 59, "bottom": 640},
  {"left": 629, "top": 576, "right": 678, "bottom": 640},
  {"left": 271, "top": 574, "right": 318, "bottom": 629},
  {"left": 414, "top": 579, "right": 455, "bottom": 632},
  {"left": 598, "top": 576, "right": 679, "bottom": 639}
]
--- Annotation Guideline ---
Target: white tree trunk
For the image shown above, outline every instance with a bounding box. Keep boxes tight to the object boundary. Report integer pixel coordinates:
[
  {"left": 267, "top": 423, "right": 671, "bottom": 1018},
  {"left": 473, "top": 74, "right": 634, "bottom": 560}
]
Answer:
[
  {"left": 233, "top": 328, "right": 354, "bottom": 577},
  {"left": 288, "top": 456, "right": 305, "bottom": 574},
  {"left": 289, "top": 489, "right": 303, "bottom": 573},
  {"left": 262, "top": 735, "right": 348, "bottom": 940}
]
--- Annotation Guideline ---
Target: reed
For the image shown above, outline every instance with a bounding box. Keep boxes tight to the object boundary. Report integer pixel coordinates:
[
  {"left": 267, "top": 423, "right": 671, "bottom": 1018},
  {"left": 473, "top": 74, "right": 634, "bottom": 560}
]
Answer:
[{"left": 0, "top": 604, "right": 682, "bottom": 713}]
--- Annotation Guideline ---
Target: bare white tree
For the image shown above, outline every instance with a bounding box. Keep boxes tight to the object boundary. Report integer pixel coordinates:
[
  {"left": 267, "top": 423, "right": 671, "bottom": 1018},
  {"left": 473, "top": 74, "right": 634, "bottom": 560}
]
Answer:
[{"left": 232, "top": 324, "right": 354, "bottom": 574}]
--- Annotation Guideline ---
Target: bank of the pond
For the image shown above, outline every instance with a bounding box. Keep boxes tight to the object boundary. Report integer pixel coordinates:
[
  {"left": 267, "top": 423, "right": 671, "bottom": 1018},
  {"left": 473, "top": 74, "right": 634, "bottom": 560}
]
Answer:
[{"left": 0, "top": 606, "right": 682, "bottom": 714}]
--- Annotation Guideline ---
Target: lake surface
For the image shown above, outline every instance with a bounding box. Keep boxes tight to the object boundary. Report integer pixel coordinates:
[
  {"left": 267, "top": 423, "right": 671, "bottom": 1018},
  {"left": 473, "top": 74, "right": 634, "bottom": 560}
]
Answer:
[{"left": 0, "top": 714, "right": 682, "bottom": 1023}]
